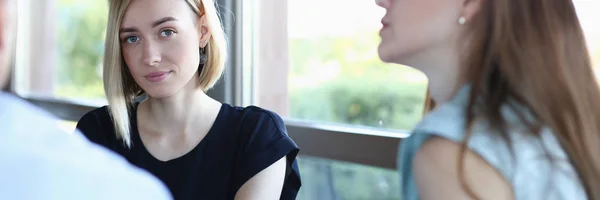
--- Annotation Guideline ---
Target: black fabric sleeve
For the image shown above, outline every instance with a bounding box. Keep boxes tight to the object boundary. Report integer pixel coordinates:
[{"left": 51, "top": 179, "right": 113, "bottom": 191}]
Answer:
[{"left": 233, "top": 107, "right": 301, "bottom": 200}]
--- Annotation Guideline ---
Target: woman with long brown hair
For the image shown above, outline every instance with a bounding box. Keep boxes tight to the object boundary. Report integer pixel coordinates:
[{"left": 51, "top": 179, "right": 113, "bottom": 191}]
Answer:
[{"left": 376, "top": 0, "right": 600, "bottom": 199}]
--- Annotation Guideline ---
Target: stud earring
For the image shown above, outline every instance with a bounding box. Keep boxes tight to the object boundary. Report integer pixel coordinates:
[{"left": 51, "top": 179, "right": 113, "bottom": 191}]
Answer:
[{"left": 458, "top": 17, "right": 466, "bottom": 25}]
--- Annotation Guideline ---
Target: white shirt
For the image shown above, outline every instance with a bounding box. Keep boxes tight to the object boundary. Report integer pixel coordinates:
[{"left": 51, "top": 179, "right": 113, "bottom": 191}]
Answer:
[{"left": 0, "top": 92, "right": 172, "bottom": 200}]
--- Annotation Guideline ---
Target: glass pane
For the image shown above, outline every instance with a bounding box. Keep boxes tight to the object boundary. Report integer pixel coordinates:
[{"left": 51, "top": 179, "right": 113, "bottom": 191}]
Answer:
[
  {"left": 54, "top": 0, "right": 108, "bottom": 101},
  {"left": 297, "top": 156, "right": 400, "bottom": 200},
  {"left": 14, "top": 0, "right": 108, "bottom": 104},
  {"left": 246, "top": 0, "right": 428, "bottom": 132},
  {"left": 286, "top": 0, "right": 427, "bottom": 131},
  {"left": 574, "top": 0, "right": 600, "bottom": 75},
  {"left": 247, "top": 0, "right": 600, "bottom": 131}
]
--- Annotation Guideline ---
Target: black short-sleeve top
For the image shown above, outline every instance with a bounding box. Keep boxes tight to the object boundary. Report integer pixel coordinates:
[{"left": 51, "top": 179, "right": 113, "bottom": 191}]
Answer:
[{"left": 75, "top": 103, "right": 301, "bottom": 200}]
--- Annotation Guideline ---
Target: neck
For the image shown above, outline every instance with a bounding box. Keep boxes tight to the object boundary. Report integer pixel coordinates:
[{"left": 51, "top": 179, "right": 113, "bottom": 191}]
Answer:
[
  {"left": 142, "top": 76, "right": 217, "bottom": 135},
  {"left": 427, "top": 70, "right": 464, "bottom": 105},
  {"left": 403, "top": 44, "right": 465, "bottom": 105}
]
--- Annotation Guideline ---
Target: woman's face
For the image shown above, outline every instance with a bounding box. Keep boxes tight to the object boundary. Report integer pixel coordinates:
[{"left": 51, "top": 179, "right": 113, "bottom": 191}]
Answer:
[
  {"left": 376, "top": 0, "right": 466, "bottom": 67},
  {"left": 120, "top": 0, "right": 208, "bottom": 98}
]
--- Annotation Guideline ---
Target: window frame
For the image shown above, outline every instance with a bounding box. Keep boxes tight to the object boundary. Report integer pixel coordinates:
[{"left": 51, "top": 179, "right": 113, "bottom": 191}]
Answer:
[{"left": 11, "top": 0, "right": 406, "bottom": 170}]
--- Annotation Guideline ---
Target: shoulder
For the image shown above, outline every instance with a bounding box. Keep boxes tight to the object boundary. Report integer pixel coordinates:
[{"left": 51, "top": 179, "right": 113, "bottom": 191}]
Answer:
[
  {"left": 411, "top": 101, "right": 468, "bottom": 142},
  {"left": 409, "top": 101, "right": 518, "bottom": 169},
  {"left": 399, "top": 101, "right": 513, "bottom": 199},
  {"left": 412, "top": 136, "right": 513, "bottom": 200},
  {"left": 77, "top": 106, "right": 112, "bottom": 128},
  {"left": 404, "top": 102, "right": 582, "bottom": 199},
  {"left": 0, "top": 123, "right": 171, "bottom": 200},
  {"left": 406, "top": 102, "right": 521, "bottom": 181},
  {"left": 0, "top": 93, "right": 72, "bottom": 141},
  {"left": 0, "top": 95, "right": 170, "bottom": 199},
  {"left": 75, "top": 106, "right": 121, "bottom": 149},
  {"left": 76, "top": 105, "right": 113, "bottom": 134},
  {"left": 0, "top": 93, "right": 59, "bottom": 133},
  {"left": 223, "top": 105, "right": 301, "bottom": 198},
  {"left": 239, "top": 106, "right": 285, "bottom": 128},
  {"left": 225, "top": 105, "right": 288, "bottom": 138}
]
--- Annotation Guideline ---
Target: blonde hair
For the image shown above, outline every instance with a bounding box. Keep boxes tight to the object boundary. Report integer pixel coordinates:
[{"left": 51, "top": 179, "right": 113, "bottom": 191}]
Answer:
[{"left": 103, "top": 0, "right": 228, "bottom": 147}]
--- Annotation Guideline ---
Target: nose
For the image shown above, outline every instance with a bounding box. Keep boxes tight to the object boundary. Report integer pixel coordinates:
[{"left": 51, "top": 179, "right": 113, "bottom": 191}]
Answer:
[
  {"left": 375, "top": 0, "right": 389, "bottom": 8},
  {"left": 142, "top": 41, "right": 161, "bottom": 66}
]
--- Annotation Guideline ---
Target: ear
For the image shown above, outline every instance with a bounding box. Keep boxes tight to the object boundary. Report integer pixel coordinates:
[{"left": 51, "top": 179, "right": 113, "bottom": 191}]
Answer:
[
  {"left": 197, "top": 14, "right": 212, "bottom": 48},
  {"left": 461, "top": 0, "right": 483, "bottom": 23}
]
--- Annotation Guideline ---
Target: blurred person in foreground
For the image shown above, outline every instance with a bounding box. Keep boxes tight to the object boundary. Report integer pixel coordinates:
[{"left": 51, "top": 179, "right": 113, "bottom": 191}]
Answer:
[
  {"left": 0, "top": 0, "right": 172, "bottom": 199},
  {"left": 376, "top": 0, "right": 600, "bottom": 199}
]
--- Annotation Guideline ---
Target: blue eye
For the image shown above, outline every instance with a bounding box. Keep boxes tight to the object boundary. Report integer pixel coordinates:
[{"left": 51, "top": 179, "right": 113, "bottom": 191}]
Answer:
[
  {"left": 126, "top": 36, "right": 139, "bottom": 43},
  {"left": 160, "top": 30, "right": 175, "bottom": 37}
]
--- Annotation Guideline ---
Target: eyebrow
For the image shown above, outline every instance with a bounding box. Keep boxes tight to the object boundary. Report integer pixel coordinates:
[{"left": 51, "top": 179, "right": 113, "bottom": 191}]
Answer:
[
  {"left": 119, "top": 16, "right": 178, "bottom": 34},
  {"left": 152, "top": 16, "right": 178, "bottom": 28}
]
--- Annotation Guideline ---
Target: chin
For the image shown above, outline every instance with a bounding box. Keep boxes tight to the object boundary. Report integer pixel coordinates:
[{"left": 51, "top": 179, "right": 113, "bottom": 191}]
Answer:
[
  {"left": 378, "top": 45, "right": 394, "bottom": 63},
  {"left": 143, "top": 86, "right": 178, "bottom": 99},
  {"left": 378, "top": 44, "right": 409, "bottom": 64},
  {"left": 378, "top": 44, "right": 423, "bottom": 69}
]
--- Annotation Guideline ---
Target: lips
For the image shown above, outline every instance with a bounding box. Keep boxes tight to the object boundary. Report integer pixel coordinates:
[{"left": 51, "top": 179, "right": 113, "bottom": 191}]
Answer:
[
  {"left": 380, "top": 20, "right": 390, "bottom": 37},
  {"left": 145, "top": 71, "right": 171, "bottom": 82},
  {"left": 381, "top": 20, "right": 390, "bottom": 28}
]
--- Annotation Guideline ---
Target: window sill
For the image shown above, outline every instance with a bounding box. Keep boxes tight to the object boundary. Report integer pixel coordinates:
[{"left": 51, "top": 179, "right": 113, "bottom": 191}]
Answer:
[{"left": 19, "top": 95, "right": 406, "bottom": 169}]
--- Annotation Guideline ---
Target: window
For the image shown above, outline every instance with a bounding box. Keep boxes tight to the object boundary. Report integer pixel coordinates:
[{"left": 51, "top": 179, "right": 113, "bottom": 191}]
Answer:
[
  {"left": 298, "top": 156, "right": 400, "bottom": 200},
  {"left": 14, "top": 0, "right": 108, "bottom": 106},
  {"left": 244, "top": 0, "right": 423, "bottom": 199},
  {"left": 245, "top": 0, "right": 428, "bottom": 132}
]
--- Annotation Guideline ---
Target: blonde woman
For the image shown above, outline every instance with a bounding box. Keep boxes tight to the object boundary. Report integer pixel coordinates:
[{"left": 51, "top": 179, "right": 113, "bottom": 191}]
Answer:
[{"left": 75, "top": 0, "right": 301, "bottom": 199}]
